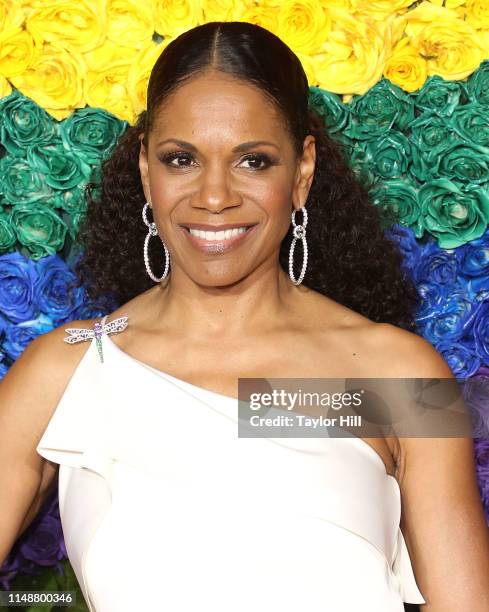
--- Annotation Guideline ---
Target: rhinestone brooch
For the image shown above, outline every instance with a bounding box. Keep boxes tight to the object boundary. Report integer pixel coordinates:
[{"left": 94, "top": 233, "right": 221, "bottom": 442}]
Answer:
[{"left": 63, "top": 315, "right": 129, "bottom": 364}]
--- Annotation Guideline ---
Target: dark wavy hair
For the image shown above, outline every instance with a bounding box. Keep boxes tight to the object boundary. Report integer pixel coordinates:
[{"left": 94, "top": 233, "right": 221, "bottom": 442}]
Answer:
[{"left": 69, "top": 20, "right": 421, "bottom": 332}]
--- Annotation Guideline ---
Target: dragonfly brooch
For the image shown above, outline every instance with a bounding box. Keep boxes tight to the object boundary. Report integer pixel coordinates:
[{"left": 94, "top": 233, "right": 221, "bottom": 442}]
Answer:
[{"left": 63, "top": 315, "right": 129, "bottom": 364}]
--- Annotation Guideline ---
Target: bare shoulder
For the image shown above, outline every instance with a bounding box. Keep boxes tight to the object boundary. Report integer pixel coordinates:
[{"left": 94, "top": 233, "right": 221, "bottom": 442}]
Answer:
[
  {"left": 1, "top": 316, "right": 101, "bottom": 429},
  {"left": 363, "top": 321, "right": 454, "bottom": 378}
]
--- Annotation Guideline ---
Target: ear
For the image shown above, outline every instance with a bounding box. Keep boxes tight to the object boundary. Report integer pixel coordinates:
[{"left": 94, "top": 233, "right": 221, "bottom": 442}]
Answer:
[
  {"left": 292, "top": 134, "right": 316, "bottom": 210},
  {"left": 138, "top": 133, "right": 151, "bottom": 205}
]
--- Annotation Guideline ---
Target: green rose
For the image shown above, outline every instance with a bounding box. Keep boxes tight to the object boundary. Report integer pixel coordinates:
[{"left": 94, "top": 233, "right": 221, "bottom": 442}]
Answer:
[
  {"left": 11, "top": 202, "right": 68, "bottom": 260},
  {"left": 347, "top": 144, "right": 377, "bottom": 188},
  {"left": 60, "top": 107, "right": 127, "bottom": 164},
  {"left": 411, "top": 138, "right": 489, "bottom": 185},
  {"left": 452, "top": 102, "right": 489, "bottom": 148},
  {"left": 344, "top": 78, "right": 415, "bottom": 141},
  {"left": 54, "top": 185, "right": 88, "bottom": 215},
  {"left": 408, "top": 113, "right": 455, "bottom": 154},
  {"left": 0, "top": 211, "right": 16, "bottom": 253},
  {"left": 26, "top": 141, "right": 92, "bottom": 191},
  {"left": 0, "top": 157, "right": 53, "bottom": 205},
  {"left": 0, "top": 90, "right": 58, "bottom": 157},
  {"left": 360, "top": 131, "right": 412, "bottom": 180},
  {"left": 466, "top": 59, "right": 489, "bottom": 106},
  {"left": 414, "top": 75, "right": 468, "bottom": 117},
  {"left": 308, "top": 87, "right": 350, "bottom": 135},
  {"left": 418, "top": 178, "right": 489, "bottom": 248},
  {"left": 370, "top": 179, "right": 423, "bottom": 238},
  {"left": 67, "top": 209, "right": 88, "bottom": 241}
]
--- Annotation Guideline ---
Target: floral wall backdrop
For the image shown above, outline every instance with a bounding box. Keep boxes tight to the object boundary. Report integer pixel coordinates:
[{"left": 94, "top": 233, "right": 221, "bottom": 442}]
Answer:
[{"left": 1, "top": 1, "right": 488, "bottom": 609}]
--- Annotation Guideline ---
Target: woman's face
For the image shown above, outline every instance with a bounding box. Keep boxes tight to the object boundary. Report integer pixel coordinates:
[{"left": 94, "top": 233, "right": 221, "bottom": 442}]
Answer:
[{"left": 139, "top": 70, "right": 316, "bottom": 287}]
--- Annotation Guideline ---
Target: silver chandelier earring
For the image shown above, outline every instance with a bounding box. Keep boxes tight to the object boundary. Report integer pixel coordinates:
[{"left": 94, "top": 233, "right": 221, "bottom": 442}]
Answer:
[
  {"left": 288, "top": 203, "right": 308, "bottom": 285},
  {"left": 142, "top": 202, "right": 170, "bottom": 282}
]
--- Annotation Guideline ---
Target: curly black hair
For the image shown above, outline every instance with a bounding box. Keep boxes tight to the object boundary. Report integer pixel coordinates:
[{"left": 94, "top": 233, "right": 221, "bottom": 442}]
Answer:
[{"left": 68, "top": 21, "right": 421, "bottom": 332}]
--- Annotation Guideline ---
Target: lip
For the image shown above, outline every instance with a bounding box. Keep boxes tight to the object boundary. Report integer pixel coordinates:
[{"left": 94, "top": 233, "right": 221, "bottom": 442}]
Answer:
[
  {"left": 180, "top": 224, "right": 258, "bottom": 253},
  {"left": 180, "top": 223, "right": 257, "bottom": 231}
]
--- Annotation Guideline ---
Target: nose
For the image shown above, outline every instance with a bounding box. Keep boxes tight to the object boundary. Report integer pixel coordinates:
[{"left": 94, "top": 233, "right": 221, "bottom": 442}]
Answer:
[{"left": 193, "top": 163, "right": 242, "bottom": 213}]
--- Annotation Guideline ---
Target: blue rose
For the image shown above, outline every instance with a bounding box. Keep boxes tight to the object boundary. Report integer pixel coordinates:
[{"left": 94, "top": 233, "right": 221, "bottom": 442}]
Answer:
[
  {"left": 19, "top": 514, "right": 65, "bottom": 565},
  {"left": 34, "top": 255, "right": 85, "bottom": 323},
  {"left": 383, "top": 223, "right": 422, "bottom": 275},
  {"left": 456, "top": 228, "right": 489, "bottom": 277},
  {"left": 0, "top": 252, "right": 39, "bottom": 323},
  {"left": 467, "top": 277, "right": 489, "bottom": 304},
  {"left": 414, "top": 240, "right": 458, "bottom": 285},
  {"left": 421, "top": 289, "right": 479, "bottom": 343},
  {"left": 414, "top": 281, "right": 449, "bottom": 323},
  {"left": 3, "top": 313, "right": 53, "bottom": 360},
  {"left": 469, "top": 302, "right": 489, "bottom": 364},
  {"left": 434, "top": 339, "right": 481, "bottom": 378}
]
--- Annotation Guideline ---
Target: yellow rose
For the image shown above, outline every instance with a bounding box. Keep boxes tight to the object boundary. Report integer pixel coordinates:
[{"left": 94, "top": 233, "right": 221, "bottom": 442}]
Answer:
[
  {"left": 0, "top": 74, "right": 12, "bottom": 97},
  {"left": 240, "top": 2, "right": 280, "bottom": 35},
  {"left": 0, "top": 0, "right": 25, "bottom": 40},
  {"left": 106, "top": 0, "right": 154, "bottom": 49},
  {"left": 479, "top": 29, "right": 489, "bottom": 56},
  {"left": 25, "top": 0, "right": 106, "bottom": 53},
  {"left": 0, "top": 28, "right": 38, "bottom": 77},
  {"left": 403, "top": 3, "right": 485, "bottom": 80},
  {"left": 128, "top": 39, "right": 170, "bottom": 118},
  {"left": 350, "top": 0, "right": 416, "bottom": 20},
  {"left": 85, "top": 61, "right": 134, "bottom": 123},
  {"left": 296, "top": 51, "right": 319, "bottom": 87},
  {"left": 10, "top": 42, "right": 85, "bottom": 112},
  {"left": 384, "top": 36, "right": 428, "bottom": 92},
  {"left": 201, "top": 0, "right": 249, "bottom": 22},
  {"left": 83, "top": 40, "right": 133, "bottom": 71},
  {"left": 152, "top": 0, "right": 202, "bottom": 38},
  {"left": 276, "top": 0, "right": 330, "bottom": 55},
  {"left": 312, "top": 6, "right": 389, "bottom": 95},
  {"left": 465, "top": 0, "right": 489, "bottom": 30}
]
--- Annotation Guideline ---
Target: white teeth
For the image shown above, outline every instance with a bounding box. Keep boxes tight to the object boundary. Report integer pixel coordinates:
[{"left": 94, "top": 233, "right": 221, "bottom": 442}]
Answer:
[{"left": 188, "top": 227, "right": 249, "bottom": 240}]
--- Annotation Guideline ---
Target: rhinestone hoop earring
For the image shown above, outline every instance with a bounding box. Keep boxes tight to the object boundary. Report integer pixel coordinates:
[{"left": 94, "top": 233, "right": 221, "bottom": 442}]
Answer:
[
  {"left": 142, "top": 202, "right": 170, "bottom": 283},
  {"left": 288, "top": 204, "right": 308, "bottom": 285}
]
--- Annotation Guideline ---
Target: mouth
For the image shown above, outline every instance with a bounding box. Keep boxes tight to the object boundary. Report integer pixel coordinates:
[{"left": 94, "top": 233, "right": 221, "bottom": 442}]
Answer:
[{"left": 179, "top": 223, "right": 258, "bottom": 252}]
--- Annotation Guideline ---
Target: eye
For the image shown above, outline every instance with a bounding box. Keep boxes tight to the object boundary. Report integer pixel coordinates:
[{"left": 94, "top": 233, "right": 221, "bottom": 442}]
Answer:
[
  {"left": 239, "top": 153, "right": 273, "bottom": 170},
  {"left": 159, "top": 151, "right": 196, "bottom": 168}
]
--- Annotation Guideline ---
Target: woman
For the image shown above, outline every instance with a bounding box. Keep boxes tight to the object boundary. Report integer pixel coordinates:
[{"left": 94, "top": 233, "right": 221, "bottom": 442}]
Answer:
[{"left": 2, "top": 21, "right": 489, "bottom": 612}]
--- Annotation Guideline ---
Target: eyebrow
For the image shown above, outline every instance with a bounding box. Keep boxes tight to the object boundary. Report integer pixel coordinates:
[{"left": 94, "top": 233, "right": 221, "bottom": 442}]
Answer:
[{"left": 155, "top": 138, "right": 279, "bottom": 153}]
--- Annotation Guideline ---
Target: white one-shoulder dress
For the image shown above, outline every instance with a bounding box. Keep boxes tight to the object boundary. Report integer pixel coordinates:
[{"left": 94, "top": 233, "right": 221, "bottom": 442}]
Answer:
[{"left": 36, "top": 315, "right": 426, "bottom": 612}]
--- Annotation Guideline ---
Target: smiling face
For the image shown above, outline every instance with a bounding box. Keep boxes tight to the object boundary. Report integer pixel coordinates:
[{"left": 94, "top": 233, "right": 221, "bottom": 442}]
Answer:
[{"left": 139, "top": 69, "right": 316, "bottom": 287}]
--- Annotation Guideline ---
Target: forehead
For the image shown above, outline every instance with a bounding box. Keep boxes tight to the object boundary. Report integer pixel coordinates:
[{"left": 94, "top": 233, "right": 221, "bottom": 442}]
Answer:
[{"left": 151, "top": 71, "right": 288, "bottom": 143}]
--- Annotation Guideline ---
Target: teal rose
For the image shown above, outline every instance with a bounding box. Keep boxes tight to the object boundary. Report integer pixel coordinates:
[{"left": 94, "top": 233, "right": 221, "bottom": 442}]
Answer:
[
  {"left": 359, "top": 131, "right": 412, "bottom": 180},
  {"left": 308, "top": 87, "right": 350, "bottom": 134},
  {"left": 408, "top": 113, "right": 456, "bottom": 154},
  {"left": 54, "top": 185, "right": 88, "bottom": 215},
  {"left": 344, "top": 78, "right": 415, "bottom": 141},
  {"left": 370, "top": 180, "right": 423, "bottom": 238},
  {"left": 0, "top": 211, "right": 16, "bottom": 253},
  {"left": 27, "top": 141, "right": 92, "bottom": 191},
  {"left": 452, "top": 102, "right": 489, "bottom": 148},
  {"left": 11, "top": 202, "right": 68, "bottom": 260},
  {"left": 60, "top": 107, "right": 127, "bottom": 164},
  {"left": 414, "top": 75, "right": 468, "bottom": 117},
  {"left": 0, "top": 90, "right": 58, "bottom": 157},
  {"left": 0, "top": 157, "right": 53, "bottom": 205},
  {"left": 418, "top": 178, "right": 489, "bottom": 248},
  {"left": 466, "top": 59, "right": 489, "bottom": 106},
  {"left": 411, "top": 138, "right": 489, "bottom": 185}
]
